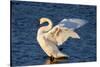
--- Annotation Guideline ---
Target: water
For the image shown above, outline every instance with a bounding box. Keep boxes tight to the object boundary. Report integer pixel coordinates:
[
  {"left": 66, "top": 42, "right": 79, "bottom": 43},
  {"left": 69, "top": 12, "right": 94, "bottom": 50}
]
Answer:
[{"left": 11, "top": 1, "right": 96, "bottom": 66}]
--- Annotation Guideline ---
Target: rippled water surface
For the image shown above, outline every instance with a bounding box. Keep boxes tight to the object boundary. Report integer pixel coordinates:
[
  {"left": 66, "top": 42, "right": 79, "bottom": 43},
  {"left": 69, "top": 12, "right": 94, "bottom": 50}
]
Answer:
[{"left": 11, "top": 1, "right": 96, "bottom": 66}]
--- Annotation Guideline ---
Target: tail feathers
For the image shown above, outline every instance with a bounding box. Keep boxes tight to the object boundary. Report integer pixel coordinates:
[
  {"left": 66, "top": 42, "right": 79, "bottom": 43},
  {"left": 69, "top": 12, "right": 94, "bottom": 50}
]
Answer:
[{"left": 55, "top": 52, "right": 69, "bottom": 59}]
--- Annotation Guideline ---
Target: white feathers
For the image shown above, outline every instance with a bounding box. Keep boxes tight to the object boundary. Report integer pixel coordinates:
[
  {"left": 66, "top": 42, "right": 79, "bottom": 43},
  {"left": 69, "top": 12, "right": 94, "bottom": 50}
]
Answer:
[
  {"left": 37, "top": 18, "right": 87, "bottom": 58},
  {"left": 46, "top": 25, "right": 80, "bottom": 46},
  {"left": 59, "top": 18, "right": 87, "bottom": 30}
]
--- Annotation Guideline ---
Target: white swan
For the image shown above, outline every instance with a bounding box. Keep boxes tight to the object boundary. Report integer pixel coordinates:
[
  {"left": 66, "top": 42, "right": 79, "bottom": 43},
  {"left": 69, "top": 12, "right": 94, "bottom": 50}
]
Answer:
[{"left": 37, "top": 18, "right": 85, "bottom": 60}]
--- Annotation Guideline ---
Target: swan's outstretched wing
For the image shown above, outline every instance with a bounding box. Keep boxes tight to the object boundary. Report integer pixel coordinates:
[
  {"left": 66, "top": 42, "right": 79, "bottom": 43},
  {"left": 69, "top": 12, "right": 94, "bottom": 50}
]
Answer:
[
  {"left": 58, "top": 18, "right": 87, "bottom": 30},
  {"left": 45, "top": 18, "right": 87, "bottom": 46}
]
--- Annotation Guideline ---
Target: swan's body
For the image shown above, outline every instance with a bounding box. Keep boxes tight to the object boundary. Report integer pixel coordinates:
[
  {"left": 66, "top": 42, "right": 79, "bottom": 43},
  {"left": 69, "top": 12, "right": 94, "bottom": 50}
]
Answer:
[{"left": 37, "top": 18, "right": 85, "bottom": 59}]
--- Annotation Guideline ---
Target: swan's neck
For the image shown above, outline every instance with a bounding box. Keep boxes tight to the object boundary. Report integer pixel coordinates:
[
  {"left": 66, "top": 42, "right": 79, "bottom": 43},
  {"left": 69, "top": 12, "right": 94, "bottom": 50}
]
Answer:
[
  {"left": 38, "top": 19, "right": 53, "bottom": 35},
  {"left": 46, "top": 19, "right": 53, "bottom": 32}
]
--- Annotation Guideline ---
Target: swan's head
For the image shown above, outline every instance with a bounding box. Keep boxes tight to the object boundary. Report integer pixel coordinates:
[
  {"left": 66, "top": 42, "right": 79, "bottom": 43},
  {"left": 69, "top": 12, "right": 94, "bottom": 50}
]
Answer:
[{"left": 40, "top": 18, "right": 50, "bottom": 24}]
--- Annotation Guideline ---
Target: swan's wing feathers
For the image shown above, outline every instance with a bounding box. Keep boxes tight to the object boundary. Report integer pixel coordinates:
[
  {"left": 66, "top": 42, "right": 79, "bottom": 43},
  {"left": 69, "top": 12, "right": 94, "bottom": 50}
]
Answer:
[
  {"left": 46, "top": 26, "right": 80, "bottom": 46},
  {"left": 53, "top": 26, "right": 80, "bottom": 46},
  {"left": 45, "top": 18, "right": 87, "bottom": 46},
  {"left": 55, "top": 27, "right": 70, "bottom": 45},
  {"left": 58, "top": 18, "right": 87, "bottom": 30}
]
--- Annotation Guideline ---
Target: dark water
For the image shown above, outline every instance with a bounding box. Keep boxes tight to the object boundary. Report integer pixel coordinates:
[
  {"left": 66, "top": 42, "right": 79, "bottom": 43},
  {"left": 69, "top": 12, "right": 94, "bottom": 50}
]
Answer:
[{"left": 11, "top": 1, "right": 96, "bottom": 66}]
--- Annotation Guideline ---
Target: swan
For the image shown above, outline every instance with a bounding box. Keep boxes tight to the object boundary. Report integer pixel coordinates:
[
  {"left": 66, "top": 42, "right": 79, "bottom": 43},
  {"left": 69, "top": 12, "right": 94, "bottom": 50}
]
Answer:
[{"left": 37, "top": 17, "right": 86, "bottom": 60}]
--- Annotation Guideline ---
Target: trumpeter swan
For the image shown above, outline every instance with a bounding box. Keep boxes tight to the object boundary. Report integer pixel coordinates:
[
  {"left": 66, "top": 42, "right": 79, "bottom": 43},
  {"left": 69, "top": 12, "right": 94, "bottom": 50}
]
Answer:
[{"left": 37, "top": 17, "right": 86, "bottom": 60}]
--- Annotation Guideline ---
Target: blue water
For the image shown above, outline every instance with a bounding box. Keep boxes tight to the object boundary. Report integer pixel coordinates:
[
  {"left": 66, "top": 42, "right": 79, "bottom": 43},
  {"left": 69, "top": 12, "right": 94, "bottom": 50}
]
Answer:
[{"left": 11, "top": 1, "right": 96, "bottom": 66}]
